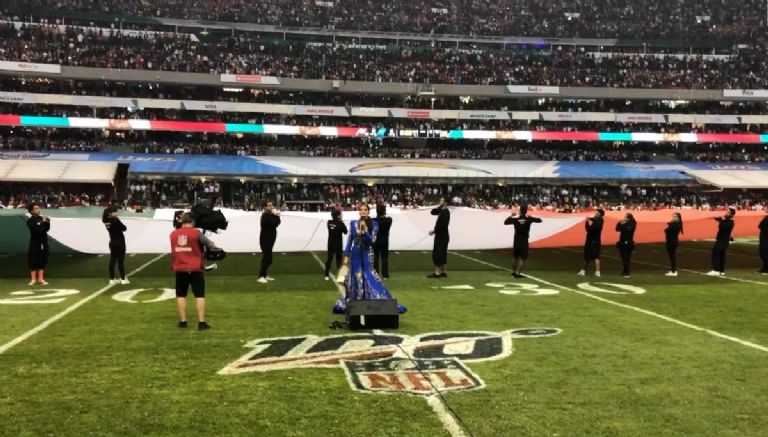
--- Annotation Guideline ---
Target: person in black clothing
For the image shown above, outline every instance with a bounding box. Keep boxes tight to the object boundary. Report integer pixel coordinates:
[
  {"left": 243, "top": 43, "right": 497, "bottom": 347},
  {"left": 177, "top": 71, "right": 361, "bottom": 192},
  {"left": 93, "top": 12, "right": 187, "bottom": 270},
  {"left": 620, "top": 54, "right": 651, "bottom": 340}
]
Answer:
[
  {"left": 504, "top": 204, "right": 542, "bottom": 278},
  {"left": 428, "top": 197, "right": 451, "bottom": 278},
  {"left": 373, "top": 204, "right": 393, "bottom": 279},
  {"left": 615, "top": 213, "right": 637, "bottom": 278},
  {"left": 103, "top": 206, "right": 129, "bottom": 285},
  {"left": 759, "top": 212, "right": 768, "bottom": 274},
  {"left": 258, "top": 201, "right": 281, "bottom": 283},
  {"left": 27, "top": 203, "right": 50, "bottom": 286},
  {"left": 578, "top": 208, "right": 605, "bottom": 277},
  {"left": 708, "top": 207, "right": 735, "bottom": 276},
  {"left": 664, "top": 212, "right": 683, "bottom": 276},
  {"left": 324, "top": 209, "right": 347, "bottom": 280}
]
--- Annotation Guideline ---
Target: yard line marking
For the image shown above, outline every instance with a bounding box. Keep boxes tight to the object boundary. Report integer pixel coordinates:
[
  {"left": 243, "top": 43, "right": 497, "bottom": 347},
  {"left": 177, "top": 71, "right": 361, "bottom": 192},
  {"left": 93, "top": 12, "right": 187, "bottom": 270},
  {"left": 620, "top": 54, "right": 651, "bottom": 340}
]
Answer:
[
  {"left": 426, "top": 395, "right": 469, "bottom": 437},
  {"left": 452, "top": 252, "right": 768, "bottom": 353},
  {"left": 129, "top": 253, "right": 137, "bottom": 258},
  {"left": 679, "top": 245, "right": 759, "bottom": 260},
  {"left": 567, "top": 247, "right": 768, "bottom": 287},
  {"left": 310, "top": 252, "right": 345, "bottom": 298},
  {"left": 311, "top": 253, "right": 468, "bottom": 437},
  {"left": 0, "top": 253, "right": 166, "bottom": 355}
]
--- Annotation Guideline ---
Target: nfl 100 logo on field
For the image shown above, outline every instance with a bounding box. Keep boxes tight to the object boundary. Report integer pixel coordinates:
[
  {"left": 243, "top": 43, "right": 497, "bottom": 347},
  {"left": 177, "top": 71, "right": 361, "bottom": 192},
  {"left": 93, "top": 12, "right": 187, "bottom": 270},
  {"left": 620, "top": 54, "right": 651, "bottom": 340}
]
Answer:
[{"left": 219, "top": 328, "right": 561, "bottom": 396}]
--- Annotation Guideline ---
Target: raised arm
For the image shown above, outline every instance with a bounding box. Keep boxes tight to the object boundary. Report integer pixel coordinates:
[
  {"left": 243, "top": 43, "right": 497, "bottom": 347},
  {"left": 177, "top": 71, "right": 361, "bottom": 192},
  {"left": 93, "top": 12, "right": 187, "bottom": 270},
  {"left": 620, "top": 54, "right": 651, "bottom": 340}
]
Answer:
[{"left": 198, "top": 231, "right": 219, "bottom": 251}]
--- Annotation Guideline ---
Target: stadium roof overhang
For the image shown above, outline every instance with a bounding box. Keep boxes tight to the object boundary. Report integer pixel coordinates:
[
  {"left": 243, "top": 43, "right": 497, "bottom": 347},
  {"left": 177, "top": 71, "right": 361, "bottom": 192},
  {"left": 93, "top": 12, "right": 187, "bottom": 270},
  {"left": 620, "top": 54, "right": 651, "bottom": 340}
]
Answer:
[
  {"left": 0, "top": 160, "right": 117, "bottom": 184},
  {"left": 683, "top": 170, "right": 768, "bottom": 189}
]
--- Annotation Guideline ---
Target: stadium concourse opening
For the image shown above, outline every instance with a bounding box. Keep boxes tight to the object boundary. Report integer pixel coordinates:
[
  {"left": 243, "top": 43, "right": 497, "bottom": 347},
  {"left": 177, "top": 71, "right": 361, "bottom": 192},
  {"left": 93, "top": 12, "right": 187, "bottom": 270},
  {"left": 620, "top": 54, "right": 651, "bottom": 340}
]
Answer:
[{"left": 1, "top": 1, "right": 768, "bottom": 435}]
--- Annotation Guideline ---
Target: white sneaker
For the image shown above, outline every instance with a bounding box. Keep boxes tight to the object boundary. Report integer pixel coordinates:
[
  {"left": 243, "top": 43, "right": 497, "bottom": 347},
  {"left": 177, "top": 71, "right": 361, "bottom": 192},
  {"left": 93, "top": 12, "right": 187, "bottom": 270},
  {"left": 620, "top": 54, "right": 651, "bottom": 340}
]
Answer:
[
  {"left": 595, "top": 271, "right": 601, "bottom": 278},
  {"left": 665, "top": 271, "right": 678, "bottom": 277},
  {"left": 719, "top": 272, "right": 726, "bottom": 277},
  {"left": 204, "top": 264, "right": 218, "bottom": 272},
  {"left": 706, "top": 270, "right": 720, "bottom": 276},
  {"left": 257, "top": 277, "right": 269, "bottom": 284},
  {"left": 265, "top": 276, "right": 275, "bottom": 281},
  {"left": 109, "top": 279, "right": 118, "bottom": 285},
  {"left": 324, "top": 276, "right": 330, "bottom": 281},
  {"left": 120, "top": 279, "right": 130, "bottom": 285},
  {"left": 39, "top": 280, "right": 48, "bottom": 286},
  {"left": 28, "top": 280, "right": 37, "bottom": 286},
  {"left": 577, "top": 270, "right": 586, "bottom": 276}
]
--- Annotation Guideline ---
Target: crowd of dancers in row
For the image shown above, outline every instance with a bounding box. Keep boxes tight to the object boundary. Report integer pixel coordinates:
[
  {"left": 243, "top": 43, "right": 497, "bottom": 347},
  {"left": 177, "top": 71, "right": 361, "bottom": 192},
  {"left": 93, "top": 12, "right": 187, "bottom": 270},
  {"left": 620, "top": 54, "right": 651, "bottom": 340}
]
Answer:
[{"left": 23, "top": 201, "right": 768, "bottom": 329}]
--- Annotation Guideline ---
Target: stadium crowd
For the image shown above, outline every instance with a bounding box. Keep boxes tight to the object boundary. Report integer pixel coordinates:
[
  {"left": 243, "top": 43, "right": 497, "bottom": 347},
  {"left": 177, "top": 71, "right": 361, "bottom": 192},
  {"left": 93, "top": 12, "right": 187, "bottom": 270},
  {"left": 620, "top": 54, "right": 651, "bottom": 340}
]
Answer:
[
  {"left": 2, "top": 129, "right": 767, "bottom": 163},
  {"left": 2, "top": 0, "right": 765, "bottom": 40},
  {"left": 3, "top": 180, "right": 766, "bottom": 214},
  {"left": 1, "top": 22, "right": 768, "bottom": 87},
  {"left": 5, "top": 78, "right": 768, "bottom": 115}
]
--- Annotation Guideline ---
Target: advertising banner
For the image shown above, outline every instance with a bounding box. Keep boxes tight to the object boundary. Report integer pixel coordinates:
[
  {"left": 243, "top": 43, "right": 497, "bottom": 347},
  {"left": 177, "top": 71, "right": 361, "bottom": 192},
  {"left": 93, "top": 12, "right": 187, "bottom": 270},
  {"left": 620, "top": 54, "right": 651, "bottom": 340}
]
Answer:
[{"left": 220, "top": 74, "right": 280, "bottom": 85}]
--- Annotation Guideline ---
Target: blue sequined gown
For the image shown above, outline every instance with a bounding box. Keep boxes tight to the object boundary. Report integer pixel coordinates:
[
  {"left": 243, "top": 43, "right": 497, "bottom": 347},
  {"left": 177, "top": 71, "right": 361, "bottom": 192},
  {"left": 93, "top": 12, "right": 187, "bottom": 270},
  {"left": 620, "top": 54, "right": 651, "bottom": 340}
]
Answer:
[{"left": 332, "top": 219, "right": 407, "bottom": 314}]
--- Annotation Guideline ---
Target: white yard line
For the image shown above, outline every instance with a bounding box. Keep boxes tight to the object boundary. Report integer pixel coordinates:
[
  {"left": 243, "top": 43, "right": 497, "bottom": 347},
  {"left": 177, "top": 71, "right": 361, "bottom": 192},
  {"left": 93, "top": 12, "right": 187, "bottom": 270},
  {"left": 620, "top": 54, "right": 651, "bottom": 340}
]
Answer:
[
  {"left": 311, "top": 252, "right": 469, "bottom": 437},
  {"left": 310, "top": 252, "right": 345, "bottom": 298},
  {"left": 426, "top": 394, "right": 469, "bottom": 437},
  {"left": 451, "top": 252, "right": 768, "bottom": 353},
  {"left": 0, "top": 253, "right": 166, "bottom": 355},
  {"left": 565, "top": 247, "right": 768, "bottom": 287}
]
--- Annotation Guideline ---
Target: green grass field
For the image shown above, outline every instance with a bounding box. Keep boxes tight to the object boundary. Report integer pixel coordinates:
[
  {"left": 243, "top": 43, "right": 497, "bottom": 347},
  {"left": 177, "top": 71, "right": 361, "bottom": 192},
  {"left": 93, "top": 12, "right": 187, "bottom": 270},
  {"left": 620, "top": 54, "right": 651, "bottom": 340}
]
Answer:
[{"left": 1, "top": 242, "right": 767, "bottom": 437}]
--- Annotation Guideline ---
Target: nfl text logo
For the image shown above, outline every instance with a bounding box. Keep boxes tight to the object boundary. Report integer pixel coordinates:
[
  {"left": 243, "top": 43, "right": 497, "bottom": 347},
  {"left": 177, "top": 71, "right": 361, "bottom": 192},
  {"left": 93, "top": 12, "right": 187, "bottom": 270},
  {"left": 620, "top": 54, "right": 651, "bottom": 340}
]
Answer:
[
  {"left": 177, "top": 235, "right": 188, "bottom": 246},
  {"left": 343, "top": 357, "right": 483, "bottom": 396}
]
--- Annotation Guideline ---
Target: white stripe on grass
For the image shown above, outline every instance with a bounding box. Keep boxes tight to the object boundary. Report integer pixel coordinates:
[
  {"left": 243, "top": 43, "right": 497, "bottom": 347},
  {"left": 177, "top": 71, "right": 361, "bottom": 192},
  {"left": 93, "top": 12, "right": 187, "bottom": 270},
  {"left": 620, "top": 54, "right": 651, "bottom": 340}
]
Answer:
[
  {"left": 310, "top": 253, "right": 468, "bottom": 437},
  {"left": 565, "top": 247, "right": 768, "bottom": 287},
  {"left": 452, "top": 252, "right": 768, "bottom": 353},
  {"left": 0, "top": 253, "right": 166, "bottom": 355}
]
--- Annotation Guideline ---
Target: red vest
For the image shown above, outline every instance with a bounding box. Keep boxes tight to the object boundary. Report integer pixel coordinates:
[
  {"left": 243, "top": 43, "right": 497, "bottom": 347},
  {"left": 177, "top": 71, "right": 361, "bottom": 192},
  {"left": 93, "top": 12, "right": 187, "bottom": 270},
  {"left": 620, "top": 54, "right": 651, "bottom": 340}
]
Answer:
[{"left": 170, "top": 227, "right": 203, "bottom": 272}]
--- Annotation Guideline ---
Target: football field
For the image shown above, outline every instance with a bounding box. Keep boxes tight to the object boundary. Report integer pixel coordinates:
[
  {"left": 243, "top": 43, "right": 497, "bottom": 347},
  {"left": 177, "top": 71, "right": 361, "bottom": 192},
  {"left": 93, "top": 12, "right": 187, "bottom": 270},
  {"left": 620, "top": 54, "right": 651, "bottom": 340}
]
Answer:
[{"left": 1, "top": 242, "right": 767, "bottom": 436}]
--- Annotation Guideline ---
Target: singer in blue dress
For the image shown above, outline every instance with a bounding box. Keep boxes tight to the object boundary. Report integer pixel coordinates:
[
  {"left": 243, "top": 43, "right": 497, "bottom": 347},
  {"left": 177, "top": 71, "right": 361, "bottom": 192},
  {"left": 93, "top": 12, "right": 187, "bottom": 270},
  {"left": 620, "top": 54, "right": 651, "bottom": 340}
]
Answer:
[{"left": 333, "top": 204, "right": 407, "bottom": 314}]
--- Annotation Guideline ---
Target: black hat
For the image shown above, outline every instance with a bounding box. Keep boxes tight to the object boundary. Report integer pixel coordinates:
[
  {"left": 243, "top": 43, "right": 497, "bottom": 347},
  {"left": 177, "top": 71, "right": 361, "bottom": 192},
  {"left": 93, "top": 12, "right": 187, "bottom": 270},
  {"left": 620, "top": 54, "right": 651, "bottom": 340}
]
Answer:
[
  {"left": 331, "top": 209, "right": 341, "bottom": 219},
  {"left": 519, "top": 204, "right": 528, "bottom": 216}
]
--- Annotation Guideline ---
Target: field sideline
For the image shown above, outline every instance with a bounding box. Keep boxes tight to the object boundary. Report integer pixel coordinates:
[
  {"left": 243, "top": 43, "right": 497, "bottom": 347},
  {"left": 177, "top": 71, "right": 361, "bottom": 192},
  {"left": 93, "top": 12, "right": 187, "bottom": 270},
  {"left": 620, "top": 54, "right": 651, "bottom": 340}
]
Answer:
[{"left": 1, "top": 242, "right": 767, "bottom": 436}]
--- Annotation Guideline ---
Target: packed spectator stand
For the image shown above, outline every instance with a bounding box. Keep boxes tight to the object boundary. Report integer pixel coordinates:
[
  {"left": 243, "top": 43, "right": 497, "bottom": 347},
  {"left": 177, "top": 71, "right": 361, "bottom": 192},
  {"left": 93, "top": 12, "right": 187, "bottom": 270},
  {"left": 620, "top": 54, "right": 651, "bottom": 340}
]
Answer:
[{"left": 3, "top": 0, "right": 765, "bottom": 41}]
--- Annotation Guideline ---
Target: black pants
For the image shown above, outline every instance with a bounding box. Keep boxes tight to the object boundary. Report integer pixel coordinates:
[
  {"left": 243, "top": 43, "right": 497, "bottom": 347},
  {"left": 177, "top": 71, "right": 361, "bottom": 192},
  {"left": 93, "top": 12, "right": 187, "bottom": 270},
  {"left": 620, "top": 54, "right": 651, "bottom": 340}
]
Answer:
[
  {"left": 373, "top": 239, "right": 390, "bottom": 278},
  {"left": 175, "top": 271, "right": 205, "bottom": 298},
  {"left": 759, "top": 243, "right": 768, "bottom": 273},
  {"left": 325, "top": 244, "right": 343, "bottom": 276},
  {"left": 433, "top": 235, "right": 449, "bottom": 266},
  {"left": 666, "top": 242, "right": 678, "bottom": 272},
  {"left": 617, "top": 242, "right": 634, "bottom": 275},
  {"left": 109, "top": 242, "right": 126, "bottom": 279},
  {"left": 711, "top": 241, "right": 729, "bottom": 272},
  {"left": 28, "top": 243, "right": 49, "bottom": 270},
  {"left": 259, "top": 239, "right": 275, "bottom": 278}
]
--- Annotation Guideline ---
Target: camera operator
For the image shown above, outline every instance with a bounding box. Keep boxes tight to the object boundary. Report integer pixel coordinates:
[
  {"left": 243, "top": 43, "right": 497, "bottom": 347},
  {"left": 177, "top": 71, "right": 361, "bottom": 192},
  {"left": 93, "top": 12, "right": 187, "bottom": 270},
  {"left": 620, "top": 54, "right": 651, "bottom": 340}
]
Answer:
[
  {"left": 258, "top": 200, "right": 281, "bottom": 284},
  {"left": 170, "top": 212, "right": 219, "bottom": 330}
]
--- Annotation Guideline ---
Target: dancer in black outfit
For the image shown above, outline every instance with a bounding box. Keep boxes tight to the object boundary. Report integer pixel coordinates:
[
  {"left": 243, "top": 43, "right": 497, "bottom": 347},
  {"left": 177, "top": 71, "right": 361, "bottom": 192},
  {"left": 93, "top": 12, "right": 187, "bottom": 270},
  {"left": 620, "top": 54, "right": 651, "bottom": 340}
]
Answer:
[
  {"left": 708, "top": 207, "right": 735, "bottom": 276},
  {"left": 373, "top": 204, "right": 392, "bottom": 279},
  {"left": 759, "top": 212, "right": 768, "bottom": 274},
  {"left": 664, "top": 212, "right": 683, "bottom": 277},
  {"left": 258, "top": 201, "right": 281, "bottom": 283},
  {"left": 578, "top": 208, "right": 605, "bottom": 277},
  {"left": 615, "top": 213, "right": 637, "bottom": 278},
  {"left": 504, "top": 204, "right": 542, "bottom": 278},
  {"left": 27, "top": 203, "right": 50, "bottom": 285},
  {"left": 103, "top": 206, "right": 128, "bottom": 285},
  {"left": 428, "top": 197, "right": 451, "bottom": 278},
  {"left": 324, "top": 209, "right": 347, "bottom": 280}
]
